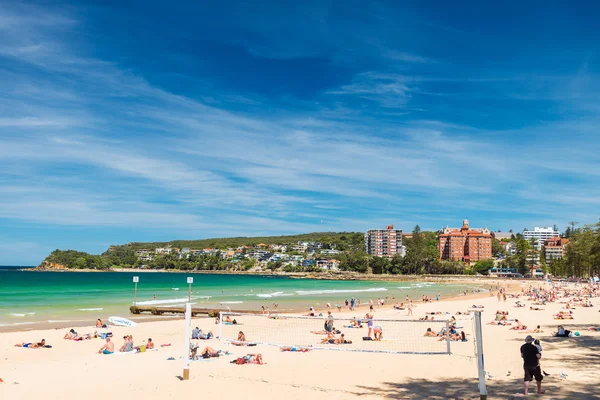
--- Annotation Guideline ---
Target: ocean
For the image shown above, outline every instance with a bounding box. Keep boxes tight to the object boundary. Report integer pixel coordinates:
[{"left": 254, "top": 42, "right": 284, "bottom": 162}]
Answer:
[{"left": 0, "top": 268, "right": 481, "bottom": 329}]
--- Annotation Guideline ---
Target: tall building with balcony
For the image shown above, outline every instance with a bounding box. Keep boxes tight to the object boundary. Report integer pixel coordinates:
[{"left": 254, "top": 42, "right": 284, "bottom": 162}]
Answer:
[
  {"left": 438, "top": 219, "right": 492, "bottom": 263},
  {"left": 523, "top": 227, "right": 560, "bottom": 248},
  {"left": 364, "top": 225, "right": 403, "bottom": 257}
]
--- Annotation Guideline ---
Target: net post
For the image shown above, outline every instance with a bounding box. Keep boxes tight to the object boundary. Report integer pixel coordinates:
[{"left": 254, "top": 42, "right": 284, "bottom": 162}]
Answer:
[
  {"left": 218, "top": 311, "right": 223, "bottom": 340},
  {"left": 182, "top": 303, "right": 191, "bottom": 381},
  {"left": 445, "top": 319, "right": 451, "bottom": 354},
  {"left": 472, "top": 310, "right": 487, "bottom": 400}
]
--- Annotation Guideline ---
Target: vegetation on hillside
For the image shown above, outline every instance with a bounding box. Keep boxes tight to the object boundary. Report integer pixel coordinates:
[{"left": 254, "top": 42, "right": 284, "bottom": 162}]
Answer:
[
  {"left": 39, "top": 223, "right": 600, "bottom": 277},
  {"left": 123, "top": 232, "right": 364, "bottom": 252}
]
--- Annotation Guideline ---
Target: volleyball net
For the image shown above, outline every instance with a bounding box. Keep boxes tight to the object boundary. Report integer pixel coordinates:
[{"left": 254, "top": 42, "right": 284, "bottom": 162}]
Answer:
[{"left": 218, "top": 312, "right": 475, "bottom": 355}]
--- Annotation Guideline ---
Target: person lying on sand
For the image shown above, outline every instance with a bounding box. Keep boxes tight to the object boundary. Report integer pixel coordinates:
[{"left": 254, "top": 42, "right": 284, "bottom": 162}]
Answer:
[
  {"left": 350, "top": 317, "right": 362, "bottom": 328},
  {"left": 320, "top": 333, "right": 352, "bottom": 344},
  {"left": 196, "top": 346, "right": 222, "bottom": 359},
  {"left": 530, "top": 306, "right": 544, "bottom": 311},
  {"left": 554, "top": 311, "right": 574, "bottom": 320},
  {"left": 487, "top": 320, "right": 512, "bottom": 326},
  {"left": 64, "top": 329, "right": 78, "bottom": 340},
  {"left": 519, "top": 325, "right": 543, "bottom": 334},
  {"left": 98, "top": 338, "right": 114, "bottom": 354},
  {"left": 587, "top": 327, "right": 600, "bottom": 331},
  {"left": 73, "top": 333, "right": 93, "bottom": 341},
  {"left": 419, "top": 316, "right": 430, "bottom": 321},
  {"left": 510, "top": 319, "right": 527, "bottom": 331},
  {"left": 232, "top": 353, "right": 264, "bottom": 365},
  {"left": 280, "top": 346, "right": 311, "bottom": 352},
  {"left": 15, "top": 339, "right": 46, "bottom": 348}
]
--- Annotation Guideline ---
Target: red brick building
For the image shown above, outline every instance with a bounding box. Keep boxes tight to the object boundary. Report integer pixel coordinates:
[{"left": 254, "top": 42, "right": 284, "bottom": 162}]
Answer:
[{"left": 438, "top": 219, "right": 492, "bottom": 263}]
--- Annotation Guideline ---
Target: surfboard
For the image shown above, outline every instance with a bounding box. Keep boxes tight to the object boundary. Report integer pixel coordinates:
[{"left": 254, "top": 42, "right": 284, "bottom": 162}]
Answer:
[{"left": 108, "top": 316, "right": 137, "bottom": 328}]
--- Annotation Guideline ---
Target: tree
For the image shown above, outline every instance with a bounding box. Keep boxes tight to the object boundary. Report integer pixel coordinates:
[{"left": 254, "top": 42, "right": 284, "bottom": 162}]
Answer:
[
  {"left": 569, "top": 221, "right": 578, "bottom": 234},
  {"left": 370, "top": 257, "right": 390, "bottom": 274},
  {"left": 539, "top": 246, "right": 548, "bottom": 274},
  {"left": 473, "top": 259, "right": 494, "bottom": 274},
  {"left": 492, "top": 239, "right": 506, "bottom": 257},
  {"left": 339, "top": 251, "right": 369, "bottom": 273}
]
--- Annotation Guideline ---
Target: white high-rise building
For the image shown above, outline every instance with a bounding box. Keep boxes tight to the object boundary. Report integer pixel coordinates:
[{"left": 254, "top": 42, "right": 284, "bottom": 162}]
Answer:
[{"left": 523, "top": 227, "right": 560, "bottom": 248}]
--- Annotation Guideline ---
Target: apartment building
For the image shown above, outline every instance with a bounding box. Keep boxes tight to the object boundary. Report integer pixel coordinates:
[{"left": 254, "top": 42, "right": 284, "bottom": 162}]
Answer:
[
  {"left": 438, "top": 219, "right": 492, "bottom": 263},
  {"left": 544, "top": 237, "right": 569, "bottom": 262},
  {"left": 364, "top": 225, "right": 403, "bottom": 257},
  {"left": 523, "top": 227, "right": 560, "bottom": 248}
]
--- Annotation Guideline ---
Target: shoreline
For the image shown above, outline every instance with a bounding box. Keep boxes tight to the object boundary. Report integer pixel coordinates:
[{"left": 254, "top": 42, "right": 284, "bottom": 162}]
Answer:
[
  {"left": 25, "top": 266, "right": 540, "bottom": 284},
  {"left": 0, "top": 278, "right": 505, "bottom": 334}
]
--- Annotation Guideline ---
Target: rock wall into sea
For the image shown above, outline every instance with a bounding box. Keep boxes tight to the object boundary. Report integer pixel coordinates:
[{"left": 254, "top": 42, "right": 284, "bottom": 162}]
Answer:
[{"left": 34, "top": 261, "right": 68, "bottom": 271}]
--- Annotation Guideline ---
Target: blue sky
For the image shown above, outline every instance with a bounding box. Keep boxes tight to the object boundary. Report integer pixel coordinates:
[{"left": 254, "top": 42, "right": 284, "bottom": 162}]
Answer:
[{"left": 1, "top": 1, "right": 600, "bottom": 265}]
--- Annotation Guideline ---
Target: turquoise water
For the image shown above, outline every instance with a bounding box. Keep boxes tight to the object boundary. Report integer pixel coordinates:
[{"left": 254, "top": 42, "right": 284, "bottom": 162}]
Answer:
[{"left": 0, "top": 269, "right": 478, "bottom": 328}]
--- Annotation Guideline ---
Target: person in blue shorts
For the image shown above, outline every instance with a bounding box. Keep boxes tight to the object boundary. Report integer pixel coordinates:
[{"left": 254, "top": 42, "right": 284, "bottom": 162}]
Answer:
[{"left": 98, "top": 337, "right": 114, "bottom": 354}]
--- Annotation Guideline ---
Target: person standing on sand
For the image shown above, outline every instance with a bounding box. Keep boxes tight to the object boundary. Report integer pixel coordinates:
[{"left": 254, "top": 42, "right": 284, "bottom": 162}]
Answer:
[
  {"left": 407, "top": 300, "right": 413, "bottom": 316},
  {"left": 521, "top": 335, "right": 545, "bottom": 396}
]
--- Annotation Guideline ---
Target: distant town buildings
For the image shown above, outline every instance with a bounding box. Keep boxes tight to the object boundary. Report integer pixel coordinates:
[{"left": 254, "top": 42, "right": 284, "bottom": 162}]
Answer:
[
  {"left": 544, "top": 237, "right": 569, "bottom": 262},
  {"left": 364, "top": 225, "right": 404, "bottom": 257},
  {"left": 438, "top": 219, "right": 492, "bottom": 263},
  {"left": 523, "top": 227, "right": 560, "bottom": 248},
  {"left": 493, "top": 232, "right": 513, "bottom": 241}
]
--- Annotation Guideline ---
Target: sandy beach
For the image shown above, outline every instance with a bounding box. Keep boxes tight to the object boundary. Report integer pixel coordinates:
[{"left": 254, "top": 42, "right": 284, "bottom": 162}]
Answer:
[{"left": 1, "top": 280, "right": 599, "bottom": 399}]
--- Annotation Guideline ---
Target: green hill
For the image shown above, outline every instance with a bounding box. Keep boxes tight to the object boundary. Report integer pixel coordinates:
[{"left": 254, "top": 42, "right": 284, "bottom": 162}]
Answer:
[{"left": 121, "top": 231, "right": 364, "bottom": 251}]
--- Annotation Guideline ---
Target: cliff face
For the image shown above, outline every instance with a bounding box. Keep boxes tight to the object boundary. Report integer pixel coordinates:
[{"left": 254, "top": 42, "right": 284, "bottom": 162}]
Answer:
[{"left": 35, "top": 261, "right": 68, "bottom": 271}]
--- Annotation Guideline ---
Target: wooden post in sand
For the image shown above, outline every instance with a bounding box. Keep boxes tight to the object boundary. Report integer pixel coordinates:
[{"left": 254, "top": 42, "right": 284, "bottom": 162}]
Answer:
[
  {"left": 473, "top": 310, "right": 487, "bottom": 400},
  {"left": 183, "top": 302, "right": 192, "bottom": 380}
]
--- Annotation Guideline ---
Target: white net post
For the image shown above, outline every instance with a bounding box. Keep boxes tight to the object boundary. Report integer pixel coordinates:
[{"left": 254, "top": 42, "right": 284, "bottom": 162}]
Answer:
[
  {"left": 445, "top": 319, "right": 451, "bottom": 354},
  {"left": 472, "top": 310, "right": 487, "bottom": 400},
  {"left": 219, "top": 311, "right": 223, "bottom": 339},
  {"left": 183, "top": 303, "right": 191, "bottom": 380}
]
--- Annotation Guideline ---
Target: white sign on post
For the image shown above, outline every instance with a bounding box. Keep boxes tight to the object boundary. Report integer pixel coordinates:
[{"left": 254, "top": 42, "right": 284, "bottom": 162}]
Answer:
[
  {"left": 187, "top": 277, "right": 193, "bottom": 284},
  {"left": 133, "top": 276, "right": 139, "bottom": 283}
]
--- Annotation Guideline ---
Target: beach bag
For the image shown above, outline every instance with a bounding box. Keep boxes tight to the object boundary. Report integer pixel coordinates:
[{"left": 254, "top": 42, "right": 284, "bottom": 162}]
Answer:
[{"left": 363, "top": 336, "right": 373, "bottom": 341}]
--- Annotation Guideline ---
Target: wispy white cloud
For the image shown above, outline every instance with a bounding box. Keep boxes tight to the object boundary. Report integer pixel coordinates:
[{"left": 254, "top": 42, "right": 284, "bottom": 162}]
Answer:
[{"left": 1, "top": 1, "right": 600, "bottom": 267}]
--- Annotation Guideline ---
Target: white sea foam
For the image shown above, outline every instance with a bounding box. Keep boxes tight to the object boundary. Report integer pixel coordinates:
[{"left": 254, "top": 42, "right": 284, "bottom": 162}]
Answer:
[
  {"left": 172, "top": 288, "right": 180, "bottom": 291},
  {"left": 256, "top": 291, "right": 293, "bottom": 298},
  {"left": 9, "top": 312, "right": 35, "bottom": 317},
  {"left": 0, "top": 322, "right": 35, "bottom": 327},
  {"left": 220, "top": 301, "right": 243, "bottom": 304},
  {"left": 78, "top": 308, "right": 103, "bottom": 311},
  {"left": 295, "top": 288, "right": 388, "bottom": 296},
  {"left": 398, "top": 286, "right": 411, "bottom": 289}
]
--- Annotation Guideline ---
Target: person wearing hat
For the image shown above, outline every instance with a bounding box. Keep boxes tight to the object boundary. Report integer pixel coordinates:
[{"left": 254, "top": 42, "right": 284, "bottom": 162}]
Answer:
[{"left": 520, "top": 335, "right": 545, "bottom": 395}]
